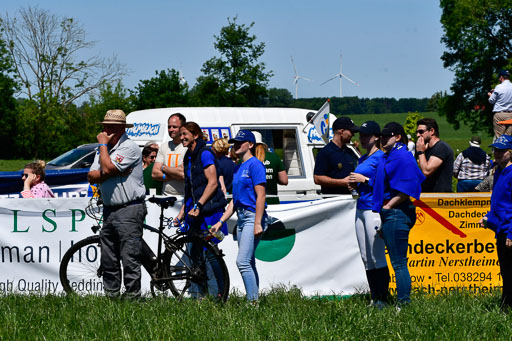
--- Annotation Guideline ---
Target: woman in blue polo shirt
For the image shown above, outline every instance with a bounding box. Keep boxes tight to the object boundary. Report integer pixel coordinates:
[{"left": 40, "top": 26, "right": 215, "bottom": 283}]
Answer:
[
  {"left": 348, "top": 121, "right": 388, "bottom": 307},
  {"left": 372, "top": 122, "right": 425, "bottom": 305},
  {"left": 211, "top": 130, "right": 267, "bottom": 302},
  {"left": 479, "top": 135, "right": 512, "bottom": 309}
]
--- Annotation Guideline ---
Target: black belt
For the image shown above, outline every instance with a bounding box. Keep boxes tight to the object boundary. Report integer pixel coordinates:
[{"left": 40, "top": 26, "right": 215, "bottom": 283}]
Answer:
[{"left": 104, "top": 198, "right": 145, "bottom": 209}]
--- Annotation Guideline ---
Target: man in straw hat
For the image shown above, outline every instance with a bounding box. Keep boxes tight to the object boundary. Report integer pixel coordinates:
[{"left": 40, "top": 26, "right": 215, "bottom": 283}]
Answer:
[{"left": 87, "top": 109, "right": 146, "bottom": 299}]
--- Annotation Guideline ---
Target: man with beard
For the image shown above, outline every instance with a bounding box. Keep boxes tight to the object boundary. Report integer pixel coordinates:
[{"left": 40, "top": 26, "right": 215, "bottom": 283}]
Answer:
[
  {"left": 416, "top": 118, "right": 454, "bottom": 192},
  {"left": 314, "top": 117, "right": 360, "bottom": 195}
]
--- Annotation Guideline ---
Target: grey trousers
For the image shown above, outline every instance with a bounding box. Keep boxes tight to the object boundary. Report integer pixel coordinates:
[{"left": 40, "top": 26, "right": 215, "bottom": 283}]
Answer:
[{"left": 100, "top": 203, "right": 147, "bottom": 297}]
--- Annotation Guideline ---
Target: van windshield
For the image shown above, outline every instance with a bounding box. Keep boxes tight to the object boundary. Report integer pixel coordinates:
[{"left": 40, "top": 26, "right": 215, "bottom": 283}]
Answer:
[{"left": 47, "top": 148, "right": 93, "bottom": 167}]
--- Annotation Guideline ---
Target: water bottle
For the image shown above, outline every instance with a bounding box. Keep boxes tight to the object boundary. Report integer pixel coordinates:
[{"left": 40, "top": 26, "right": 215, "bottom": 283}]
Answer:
[
  {"left": 351, "top": 189, "right": 360, "bottom": 200},
  {"left": 207, "top": 225, "right": 225, "bottom": 241}
]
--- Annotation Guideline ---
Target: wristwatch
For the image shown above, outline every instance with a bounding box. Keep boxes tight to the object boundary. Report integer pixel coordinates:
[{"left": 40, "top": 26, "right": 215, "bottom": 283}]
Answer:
[{"left": 417, "top": 151, "right": 425, "bottom": 155}]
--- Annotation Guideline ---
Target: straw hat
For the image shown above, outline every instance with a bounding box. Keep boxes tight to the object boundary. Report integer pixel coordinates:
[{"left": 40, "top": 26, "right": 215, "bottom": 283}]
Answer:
[{"left": 97, "top": 109, "right": 133, "bottom": 128}]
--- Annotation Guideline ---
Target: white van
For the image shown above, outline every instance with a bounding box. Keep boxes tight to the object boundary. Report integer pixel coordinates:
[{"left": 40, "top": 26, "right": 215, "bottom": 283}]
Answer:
[{"left": 126, "top": 107, "right": 350, "bottom": 203}]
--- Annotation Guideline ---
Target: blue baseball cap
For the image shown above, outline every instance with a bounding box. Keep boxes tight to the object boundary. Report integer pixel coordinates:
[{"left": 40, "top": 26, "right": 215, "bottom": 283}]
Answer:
[
  {"left": 489, "top": 135, "right": 512, "bottom": 149},
  {"left": 228, "top": 130, "right": 256, "bottom": 144},
  {"left": 359, "top": 121, "right": 381, "bottom": 135}
]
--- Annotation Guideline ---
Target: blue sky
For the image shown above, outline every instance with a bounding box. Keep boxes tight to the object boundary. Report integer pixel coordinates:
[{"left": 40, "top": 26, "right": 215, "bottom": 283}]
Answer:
[{"left": 3, "top": 0, "right": 454, "bottom": 99}]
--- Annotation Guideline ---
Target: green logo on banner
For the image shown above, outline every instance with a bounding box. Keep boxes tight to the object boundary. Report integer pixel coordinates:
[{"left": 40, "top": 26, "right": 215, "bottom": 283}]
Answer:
[{"left": 255, "top": 220, "right": 296, "bottom": 262}]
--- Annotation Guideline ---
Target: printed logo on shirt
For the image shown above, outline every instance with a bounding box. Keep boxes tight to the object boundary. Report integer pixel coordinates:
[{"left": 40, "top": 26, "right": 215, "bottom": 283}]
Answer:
[
  {"left": 242, "top": 169, "right": 250, "bottom": 178},
  {"left": 166, "top": 153, "right": 181, "bottom": 168},
  {"left": 114, "top": 154, "right": 124, "bottom": 164}
]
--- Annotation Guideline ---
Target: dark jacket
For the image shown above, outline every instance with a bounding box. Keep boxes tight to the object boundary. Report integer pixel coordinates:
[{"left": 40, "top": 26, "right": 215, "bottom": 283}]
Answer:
[{"left": 184, "top": 139, "right": 227, "bottom": 214}]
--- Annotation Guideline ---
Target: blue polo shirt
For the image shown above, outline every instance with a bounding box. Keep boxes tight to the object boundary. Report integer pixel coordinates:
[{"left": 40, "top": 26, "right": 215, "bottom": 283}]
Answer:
[
  {"left": 354, "top": 150, "right": 384, "bottom": 210},
  {"left": 314, "top": 141, "right": 358, "bottom": 195},
  {"left": 232, "top": 156, "right": 267, "bottom": 212}
]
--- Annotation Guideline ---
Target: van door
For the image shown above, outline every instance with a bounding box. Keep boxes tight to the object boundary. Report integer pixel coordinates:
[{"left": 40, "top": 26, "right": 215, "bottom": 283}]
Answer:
[{"left": 233, "top": 125, "right": 319, "bottom": 203}]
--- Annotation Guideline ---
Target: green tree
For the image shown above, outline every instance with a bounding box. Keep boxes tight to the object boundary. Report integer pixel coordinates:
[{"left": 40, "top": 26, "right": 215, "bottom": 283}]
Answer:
[
  {"left": 439, "top": 0, "right": 512, "bottom": 134},
  {"left": 132, "top": 69, "right": 188, "bottom": 110},
  {"left": 194, "top": 17, "right": 273, "bottom": 107},
  {"left": 82, "top": 81, "right": 136, "bottom": 141},
  {"left": 0, "top": 30, "right": 18, "bottom": 159},
  {"left": 403, "top": 112, "right": 424, "bottom": 142},
  {"left": 1, "top": 6, "right": 125, "bottom": 157}
]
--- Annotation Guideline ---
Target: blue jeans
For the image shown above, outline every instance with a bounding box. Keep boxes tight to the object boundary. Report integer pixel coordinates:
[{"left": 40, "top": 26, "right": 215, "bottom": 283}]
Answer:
[
  {"left": 236, "top": 207, "right": 267, "bottom": 301},
  {"left": 380, "top": 201, "right": 416, "bottom": 303},
  {"left": 456, "top": 179, "right": 481, "bottom": 192}
]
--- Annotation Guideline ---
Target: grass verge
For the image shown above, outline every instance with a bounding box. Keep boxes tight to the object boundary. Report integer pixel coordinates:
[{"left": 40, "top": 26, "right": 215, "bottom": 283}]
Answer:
[{"left": 1, "top": 289, "right": 511, "bottom": 340}]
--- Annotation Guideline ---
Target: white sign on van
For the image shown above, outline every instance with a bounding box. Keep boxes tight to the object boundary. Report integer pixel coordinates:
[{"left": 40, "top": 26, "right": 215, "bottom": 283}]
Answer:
[
  {"left": 126, "top": 122, "right": 161, "bottom": 138},
  {"left": 307, "top": 126, "right": 333, "bottom": 143}
]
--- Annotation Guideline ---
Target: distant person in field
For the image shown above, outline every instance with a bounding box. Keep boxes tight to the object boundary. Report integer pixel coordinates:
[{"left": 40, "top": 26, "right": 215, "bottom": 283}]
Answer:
[
  {"left": 20, "top": 160, "right": 54, "bottom": 198},
  {"left": 453, "top": 136, "right": 491, "bottom": 192},
  {"left": 479, "top": 135, "right": 512, "bottom": 309},
  {"left": 416, "top": 118, "right": 454, "bottom": 192},
  {"left": 252, "top": 131, "right": 288, "bottom": 204},
  {"left": 488, "top": 70, "right": 512, "bottom": 140},
  {"left": 407, "top": 134, "right": 415, "bottom": 157}
]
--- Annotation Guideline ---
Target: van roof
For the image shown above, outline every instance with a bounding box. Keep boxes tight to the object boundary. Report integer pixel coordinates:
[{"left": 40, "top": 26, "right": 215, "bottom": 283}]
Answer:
[{"left": 126, "top": 107, "right": 315, "bottom": 126}]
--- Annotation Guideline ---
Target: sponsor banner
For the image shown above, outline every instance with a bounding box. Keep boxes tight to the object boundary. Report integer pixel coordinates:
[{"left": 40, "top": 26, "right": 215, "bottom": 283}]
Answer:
[
  {"left": 387, "top": 193, "right": 499, "bottom": 295},
  {"left": 0, "top": 196, "right": 366, "bottom": 296}
]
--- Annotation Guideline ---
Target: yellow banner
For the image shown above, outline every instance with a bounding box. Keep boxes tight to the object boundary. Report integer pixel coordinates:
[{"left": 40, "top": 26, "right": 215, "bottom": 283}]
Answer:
[{"left": 388, "top": 193, "right": 501, "bottom": 295}]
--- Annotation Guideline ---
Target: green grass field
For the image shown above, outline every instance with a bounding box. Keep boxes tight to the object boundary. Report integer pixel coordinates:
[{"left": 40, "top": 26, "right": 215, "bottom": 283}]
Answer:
[
  {"left": 349, "top": 112, "right": 494, "bottom": 155},
  {"left": 1, "top": 289, "right": 511, "bottom": 340},
  {"left": 0, "top": 159, "right": 33, "bottom": 172}
]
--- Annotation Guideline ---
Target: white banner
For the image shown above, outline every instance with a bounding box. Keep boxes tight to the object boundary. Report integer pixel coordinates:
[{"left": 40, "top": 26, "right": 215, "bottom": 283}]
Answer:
[{"left": 0, "top": 196, "right": 366, "bottom": 296}]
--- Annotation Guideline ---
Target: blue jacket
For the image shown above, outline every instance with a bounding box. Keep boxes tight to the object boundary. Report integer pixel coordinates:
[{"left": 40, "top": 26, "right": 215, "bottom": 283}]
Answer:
[
  {"left": 184, "top": 139, "right": 227, "bottom": 215},
  {"left": 487, "top": 164, "right": 512, "bottom": 239}
]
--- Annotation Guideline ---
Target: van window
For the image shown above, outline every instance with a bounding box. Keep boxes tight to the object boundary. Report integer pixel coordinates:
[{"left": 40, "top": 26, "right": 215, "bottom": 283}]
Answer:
[{"left": 247, "top": 128, "right": 304, "bottom": 177}]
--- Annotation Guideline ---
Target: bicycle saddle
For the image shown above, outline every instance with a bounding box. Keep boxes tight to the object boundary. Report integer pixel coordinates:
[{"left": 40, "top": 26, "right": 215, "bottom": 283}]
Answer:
[{"left": 148, "top": 196, "right": 177, "bottom": 209}]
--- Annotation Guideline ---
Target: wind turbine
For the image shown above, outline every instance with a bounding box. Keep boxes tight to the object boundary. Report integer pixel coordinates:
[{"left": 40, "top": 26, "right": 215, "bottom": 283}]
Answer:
[
  {"left": 320, "top": 54, "right": 359, "bottom": 97},
  {"left": 291, "top": 56, "right": 311, "bottom": 99}
]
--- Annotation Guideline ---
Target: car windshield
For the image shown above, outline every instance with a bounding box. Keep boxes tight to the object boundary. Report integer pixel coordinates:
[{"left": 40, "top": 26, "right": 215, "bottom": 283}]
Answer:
[{"left": 47, "top": 148, "right": 94, "bottom": 167}]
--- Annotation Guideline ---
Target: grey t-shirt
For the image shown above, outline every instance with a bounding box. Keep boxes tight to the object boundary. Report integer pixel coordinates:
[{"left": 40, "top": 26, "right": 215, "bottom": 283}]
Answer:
[{"left": 90, "top": 133, "right": 146, "bottom": 206}]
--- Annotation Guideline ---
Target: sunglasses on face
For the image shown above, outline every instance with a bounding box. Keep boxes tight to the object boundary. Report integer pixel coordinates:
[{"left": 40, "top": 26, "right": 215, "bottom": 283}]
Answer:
[
  {"left": 22, "top": 173, "right": 29, "bottom": 178},
  {"left": 416, "top": 129, "right": 426, "bottom": 134},
  {"left": 148, "top": 155, "right": 156, "bottom": 160}
]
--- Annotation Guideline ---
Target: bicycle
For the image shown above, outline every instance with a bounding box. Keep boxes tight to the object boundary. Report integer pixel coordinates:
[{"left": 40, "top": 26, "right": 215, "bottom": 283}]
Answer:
[{"left": 59, "top": 195, "right": 230, "bottom": 301}]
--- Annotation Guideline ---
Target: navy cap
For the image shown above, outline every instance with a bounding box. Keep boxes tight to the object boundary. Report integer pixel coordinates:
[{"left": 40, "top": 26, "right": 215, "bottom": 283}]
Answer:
[
  {"left": 380, "top": 122, "right": 405, "bottom": 137},
  {"left": 359, "top": 121, "right": 381, "bottom": 135},
  {"left": 489, "top": 135, "right": 512, "bottom": 149},
  {"left": 332, "top": 117, "right": 359, "bottom": 132},
  {"left": 228, "top": 130, "right": 256, "bottom": 144},
  {"left": 499, "top": 70, "right": 510, "bottom": 78}
]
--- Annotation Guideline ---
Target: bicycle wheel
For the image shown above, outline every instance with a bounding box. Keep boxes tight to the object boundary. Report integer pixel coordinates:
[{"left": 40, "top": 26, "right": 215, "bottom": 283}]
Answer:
[
  {"left": 152, "top": 235, "right": 230, "bottom": 301},
  {"left": 59, "top": 235, "right": 103, "bottom": 295}
]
